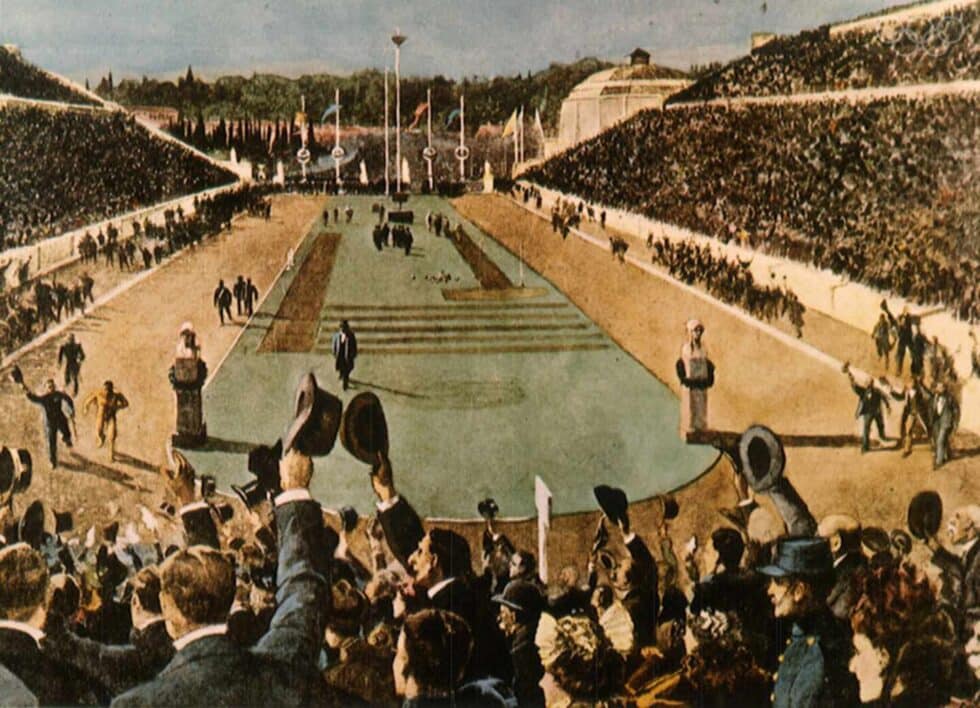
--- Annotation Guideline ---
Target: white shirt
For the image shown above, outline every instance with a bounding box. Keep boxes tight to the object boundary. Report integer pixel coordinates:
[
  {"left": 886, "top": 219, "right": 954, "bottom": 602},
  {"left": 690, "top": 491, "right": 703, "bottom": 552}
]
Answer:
[{"left": 173, "top": 623, "right": 228, "bottom": 651}]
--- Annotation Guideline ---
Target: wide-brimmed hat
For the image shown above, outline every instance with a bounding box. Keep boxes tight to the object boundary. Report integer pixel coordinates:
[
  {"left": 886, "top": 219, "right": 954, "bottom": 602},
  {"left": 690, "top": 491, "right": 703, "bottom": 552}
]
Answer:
[
  {"left": 284, "top": 373, "right": 342, "bottom": 457},
  {"left": 757, "top": 536, "right": 833, "bottom": 578},
  {"left": 908, "top": 490, "right": 943, "bottom": 541},
  {"left": 339, "top": 392, "right": 389, "bottom": 464},
  {"left": 738, "top": 425, "right": 785, "bottom": 492},
  {"left": 593, "top": 485, "right": 629, "bottom": 532},
  {"left": 0, "top": 447, "right": 31, "bottom": 497}
]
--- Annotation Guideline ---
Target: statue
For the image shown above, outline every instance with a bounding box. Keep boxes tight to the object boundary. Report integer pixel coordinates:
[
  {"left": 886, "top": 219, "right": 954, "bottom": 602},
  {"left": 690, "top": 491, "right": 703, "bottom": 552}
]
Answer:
[{"left": 169, "top": 322, "right": 207, "bottom": 447}]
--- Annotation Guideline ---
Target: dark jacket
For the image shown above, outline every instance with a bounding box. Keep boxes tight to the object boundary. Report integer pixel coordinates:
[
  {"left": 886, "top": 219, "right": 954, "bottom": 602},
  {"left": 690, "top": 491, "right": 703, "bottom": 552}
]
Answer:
[
  {"left": 851, "top": 380, "right": 889, "bottom": 419},
  {"left": 621, "top": 534, "right": 659, "bottom": 647},
  {"left": 43, "top": 618, "right": 174, "bottom": 698},
  {"left": 112, "top": 498, "right": 330, "bottom": 707},
  {"left": 508, "top": 624, "right": 544, "bottom": 706},
  {"left": 0, "top": 626, "right": 96, "bottom": 705},
  {"left": 827, "top": 553, "right": 867, "bottom": 621}
]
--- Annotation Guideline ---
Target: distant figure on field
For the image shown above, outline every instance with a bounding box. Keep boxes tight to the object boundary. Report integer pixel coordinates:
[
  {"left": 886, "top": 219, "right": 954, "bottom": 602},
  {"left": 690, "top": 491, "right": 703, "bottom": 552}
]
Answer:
[
  {"left": 212, "top": 280, "right": 233, "bottom": 325},
  {"left": 843, "top": 362, "right": 890, "bottom": 453},
  {"left": 331, "top": 320, "right": 358, "bottom": 391},
  {"left": 58, "top": 333, "right": 85, "bottom": 397},
  {"left": 676, "top": 319, "right": 714, "bottom": 434},
  {"left": 871, "top": 313, "right": 893, "bottom": 368},
  {"left": 243, "top": 278, "right": 259, "bottom": 317},
  {"left": 931, "top": 381, "right": 959, "bottom": 469}
]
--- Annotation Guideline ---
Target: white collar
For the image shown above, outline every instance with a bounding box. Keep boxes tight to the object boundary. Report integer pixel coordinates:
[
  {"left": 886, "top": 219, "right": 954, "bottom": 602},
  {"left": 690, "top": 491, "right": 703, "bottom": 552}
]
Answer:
[
  {"left": 0, "top": 619, "right": 44, "bottom": 645},
  {"left": 134, "top": 616, "right": 165, "bottom": 632},
  {"left": 172, "top": 623, "right": 227, "bottom": 651},
  {"left": 960, "top": 537, "right": 979, "bottom": 556},
  {"left": 427, "top": 577, "right": 456, "bottom": 599}
]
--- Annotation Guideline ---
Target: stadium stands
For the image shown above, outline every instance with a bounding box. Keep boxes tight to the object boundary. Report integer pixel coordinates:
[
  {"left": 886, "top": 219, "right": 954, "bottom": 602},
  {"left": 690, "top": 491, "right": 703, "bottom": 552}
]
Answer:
[
  {"left": 0, "top": 106, "right": 237, "bottom": 249},
  {"left": 0, "top": 46, "right": 100, "bottom": 106},
  {"left": 525, "top": 94, "right": 980, "bottom": 322},
  {"left": 668, "top": 2, "right": 979, "bottom": 103}
]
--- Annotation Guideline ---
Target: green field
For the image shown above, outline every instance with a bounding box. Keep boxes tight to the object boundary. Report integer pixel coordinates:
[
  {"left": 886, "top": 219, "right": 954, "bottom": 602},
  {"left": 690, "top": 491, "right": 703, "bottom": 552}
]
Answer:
[{"left": 186, "top": 195, "right": 716, "bottom": 519}]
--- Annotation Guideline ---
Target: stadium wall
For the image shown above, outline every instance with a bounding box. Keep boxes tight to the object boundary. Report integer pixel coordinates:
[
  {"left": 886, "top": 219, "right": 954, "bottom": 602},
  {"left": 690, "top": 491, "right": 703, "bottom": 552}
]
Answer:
[
  {"left": 3, "top": 182, "right": 241, "bottom": 282},
  {"left": 519, "top": 181, "right": 980, "bottom": 436}
]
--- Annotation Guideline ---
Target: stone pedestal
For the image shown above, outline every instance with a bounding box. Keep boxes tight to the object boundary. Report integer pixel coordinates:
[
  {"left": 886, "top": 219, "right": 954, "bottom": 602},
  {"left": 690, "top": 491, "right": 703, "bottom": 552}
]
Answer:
[{"left": 170, "top": 357, "right": 207, "bottom": 448}]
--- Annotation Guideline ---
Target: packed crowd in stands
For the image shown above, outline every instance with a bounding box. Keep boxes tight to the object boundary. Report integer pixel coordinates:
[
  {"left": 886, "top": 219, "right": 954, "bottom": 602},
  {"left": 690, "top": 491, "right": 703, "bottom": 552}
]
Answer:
[
  {"left": 650, "top": 237, "right": 807, "bottom": 337},
  {"left": 0, "top": 186, "right": 270, "bottom": 357},
  {"left": 668, "top": 2, "right": 980, "bottom": 103},
  {"left": 0, "top": 106, "right": 237, "bottom": 249},
  {"left": 525, "top": 93, "right": 980, "bottom": 323},
  {"left": 0, "top": 47, "right": 100, "bottom": 106},
  {"left": 0, "top": 376, "right": 976, "bottom": 706}
]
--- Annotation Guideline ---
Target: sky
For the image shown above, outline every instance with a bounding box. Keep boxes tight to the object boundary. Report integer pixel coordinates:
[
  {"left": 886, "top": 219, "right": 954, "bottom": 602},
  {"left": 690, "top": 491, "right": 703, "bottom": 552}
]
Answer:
[{"left": 0, "top": 0, "right": 899, "bottom": 83}]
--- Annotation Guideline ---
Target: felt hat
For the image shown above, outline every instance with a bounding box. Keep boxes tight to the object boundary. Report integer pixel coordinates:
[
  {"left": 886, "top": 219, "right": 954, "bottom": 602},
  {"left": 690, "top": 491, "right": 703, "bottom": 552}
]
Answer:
[
  {"left": 593, "top": 485, "right": 629, "bottom": 532},
  {"left": 738, "top": 425, "right": 785, "bottom": 492},
  {"left": 339, "top": 506, "right": 359, "bottom": 533},
  {"left": 284, "top": 373, "right": 342, "bottom": 457},
  {"left": 339, "top": 392, "right": 389, "bottom": 464},
  {"left": 477, "top": 498, "right": 499, "bottom": 520},
  {"left": 907, "top": 490, "right": 943, "bottom": 541},
  {"left": 757, "top": 536, "right": 833, "bottom": 578}
]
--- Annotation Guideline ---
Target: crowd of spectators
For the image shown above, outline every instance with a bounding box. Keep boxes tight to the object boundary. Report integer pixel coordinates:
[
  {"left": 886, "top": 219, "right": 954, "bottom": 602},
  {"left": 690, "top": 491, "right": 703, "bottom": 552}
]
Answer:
[
  {"left": 525, "top": 93, "right": 980, "bottom": 323},
  {"left": 0, "top": 106, "right": 237, "bottom": 250},
  {"left": 0, "top": 378, "right": 977, "bottom": 706},
  {"left": 0, "top": 186, "right": 270, "bottom": 357},
  {"left": 668, "top": 3, "right": 980, "bottom": 103},
  {"left": 650, "top": 237, "right": 806, "bottom": 336},
  {"left": 0, "top": 47, "right": 100, "bottom": 107}
]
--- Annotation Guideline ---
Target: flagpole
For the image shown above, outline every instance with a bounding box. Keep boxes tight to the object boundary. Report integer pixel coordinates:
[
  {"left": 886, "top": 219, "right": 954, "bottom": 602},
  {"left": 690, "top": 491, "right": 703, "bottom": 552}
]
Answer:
[
  {"left": 519, "top": 106, "right": 525, "bottom": 164},
  {"left": 426, "top": 87, "right": 434, "bottom": 191},
  {"left": 334, "top": 88, "right": 342, "bottom": 187},
  {"left": 384, "top": 67, "right": 390, "bottom": 196},
  {"left": 392, "top": 30, "right": 407, "bottom": 194},
  {"left": 459, "top": 94, "right": 466, "bottom": 182}
]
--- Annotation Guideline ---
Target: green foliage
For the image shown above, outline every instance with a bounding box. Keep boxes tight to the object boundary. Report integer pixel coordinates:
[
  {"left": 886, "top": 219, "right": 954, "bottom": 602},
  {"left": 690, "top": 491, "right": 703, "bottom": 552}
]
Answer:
[{"left": 96, "top": 58, "right": 612, "bottom": 132}]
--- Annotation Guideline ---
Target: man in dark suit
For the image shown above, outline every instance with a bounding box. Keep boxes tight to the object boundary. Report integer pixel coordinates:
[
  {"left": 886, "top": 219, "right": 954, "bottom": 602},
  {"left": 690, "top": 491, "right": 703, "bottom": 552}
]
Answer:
[
  {"left": 233, "top": 276, "right": 246, "bottom": 316},
  {"left": 43, "top": 566, "right": 174, "bottom": 699},
  {"left": 331, "top": 320, "right": 357, "bottom": 391},
  {"left": 18, "top": 377, "right": 75, "bottom": 469},
  {"left": 0, "top": 543, "right": 95, "bottom": 704},
  {"left": 843, "top": 363, "right": 890, "bottom": 453},
  {"left": 370, "top": 454, "right": 510, "bottom": 682},
  {"left": 212, "top": 280, "right": 233, "bottom": 325},
  {"left": 243, "top": 278, "right": 259, "bottom": 317},
  {"left": 112, "top": 449, "right": 331, "bottom": 707},
  {"left": 932, "top": 381, "right": 960, "bottom": 469},
  {"left": 58, "top": 333, "right": 85, "bottom": 397},
  {"left": 817, "top": 514, "right": 867, "bottom": 621}
]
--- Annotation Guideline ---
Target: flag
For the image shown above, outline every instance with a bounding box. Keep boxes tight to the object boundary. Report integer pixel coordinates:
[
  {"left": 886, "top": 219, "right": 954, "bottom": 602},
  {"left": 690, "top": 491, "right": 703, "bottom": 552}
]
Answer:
[
  {"left": 320, "top": 104, "right": 339, "bottom": 122},
  {"left": 444, "top": 108, "right": 461, "bottom": 128},
  {"left": 502, "top": 109, "right": 518, "bottom": 138},
  {"left": 268, "top": 124, "right": 276, "bottom": 154},
  {"left": 407, "top": 102, "right": 429, "bottom": 130},
  {"left": 534, "top": 108, "right": 545, "bottom": 138}
]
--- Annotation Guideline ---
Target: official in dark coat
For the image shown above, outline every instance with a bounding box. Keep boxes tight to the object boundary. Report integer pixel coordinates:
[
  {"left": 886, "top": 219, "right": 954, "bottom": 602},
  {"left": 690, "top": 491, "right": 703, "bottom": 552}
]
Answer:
[
  {"left": 843, "top": 364, "right": 890, "bottom": 452},
  {"left": 18, "top": 377, "right": 74, "bottom": 468},
  {"left": 212, "top": 280, "right": 233, "bottom": 325},
  {"left": 58, "top": 333, "right": 85, "bottom": 397},
  {"left": 331, "top": 320, "right": 358, "bottom": 391},
  {"left": 931, "top": 382, "right": 960, "bottom": 469},
  {"left": 112, "top": 450, "right": 331, "bottom": 707}
]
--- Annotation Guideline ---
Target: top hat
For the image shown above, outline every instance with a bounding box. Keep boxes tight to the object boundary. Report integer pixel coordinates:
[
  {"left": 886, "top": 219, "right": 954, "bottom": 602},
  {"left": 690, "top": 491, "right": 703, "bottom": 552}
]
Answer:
[
  {"left": 339, "top": 506, "right": 359, "bottom": 534},
  {"left": 658, "top": 495, "right": 679, "bottom": 521},
  {"left": 18, "top": 500, "right": 55, "bottom": 549},
  {"left": 757, "top": 536, "right": 833, "bottom": 578},
  {"left": 284, "top": 373, "right": 342, "bottom": 457},
  {"left": 477, "top": 498, "right": 499, "bottom": 520},
  {"left": 738, "top": 425, "right": 785, "bottom": 492},
  {"left": 0, "top": 447, "right": 31, "bottom": 497},
  {"left": 340, "top": 392, "right": 389, "bottom": 464},
  {"left": 237, "top": 439, "right": 284, "bottom": 504},
  {"left": 492, "top": 579, "right": 545, "bottom": 617},
  {"left": 907, "top": 490, "right": 942, "bottom": 541},
  {"left": 593, "top": 485, "right": 629, "bottom": 532},
  {"left": 861, "top": 526, "right": 892, "bottom": 555},
  {"left": 9, "top": 366, "right": 23, "bottom": 386}
]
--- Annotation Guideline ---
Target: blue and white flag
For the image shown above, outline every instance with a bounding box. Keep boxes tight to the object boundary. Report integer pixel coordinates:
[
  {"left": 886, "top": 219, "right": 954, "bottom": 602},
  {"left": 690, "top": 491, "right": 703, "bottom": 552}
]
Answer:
[{"left": 320, "top": 104, "right": 339, "bottom": 122}]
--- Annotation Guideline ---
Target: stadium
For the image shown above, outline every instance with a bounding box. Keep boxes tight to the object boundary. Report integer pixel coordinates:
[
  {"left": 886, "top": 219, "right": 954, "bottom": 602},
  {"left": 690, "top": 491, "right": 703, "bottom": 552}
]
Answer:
[{"left": 0, "top": 0, "right": 977, "bottom": 704}]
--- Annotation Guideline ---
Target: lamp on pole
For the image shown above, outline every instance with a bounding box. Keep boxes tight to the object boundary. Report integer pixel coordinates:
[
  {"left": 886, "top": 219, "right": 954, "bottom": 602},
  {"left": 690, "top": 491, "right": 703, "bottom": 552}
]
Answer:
[
  {"left": 454, "top": 94, "right": 469, "bottom": 182},
  {"left": 423, "top": 87, "right": 435, "bottom": 191},
  {"left": 391, "top": 29, "right": 407, "bottom": 194},
  {"left": 332, "top": 87, "right": 346, "bottom": 188},
  {"left": 384, "top": 67, "right": 390, "bottom": 196}
]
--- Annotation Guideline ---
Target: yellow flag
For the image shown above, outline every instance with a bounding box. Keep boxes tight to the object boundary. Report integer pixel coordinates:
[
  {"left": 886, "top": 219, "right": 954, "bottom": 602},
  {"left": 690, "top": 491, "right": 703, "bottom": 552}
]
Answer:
[{"left": 502, "top": 109, "right": 518, "bottom": 137}]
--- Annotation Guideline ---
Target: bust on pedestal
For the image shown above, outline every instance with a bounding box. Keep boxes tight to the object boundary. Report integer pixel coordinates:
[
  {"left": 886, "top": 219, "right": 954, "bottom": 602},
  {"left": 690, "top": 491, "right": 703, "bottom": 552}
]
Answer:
[{"left": 169, "top": 322, "right": 207, "bottom": 447}]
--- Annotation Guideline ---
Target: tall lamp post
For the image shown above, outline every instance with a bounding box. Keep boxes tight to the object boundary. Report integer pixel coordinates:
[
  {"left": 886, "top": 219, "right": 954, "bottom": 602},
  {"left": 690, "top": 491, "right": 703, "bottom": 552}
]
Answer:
[
  {"left": 391, "top": 29, "right": 407, "bottom": 194},
  {"left": 332, "top": 88, "right": 346, "bottom": 188},
  {"left": 423, "top": 87, "right": 435, "bottom": 192},
  {"left": 455, "top": 94, "right": 469, "bottom": 182},
  {"left": 384, "top": 67, "right": 390, "bottom": 196}
]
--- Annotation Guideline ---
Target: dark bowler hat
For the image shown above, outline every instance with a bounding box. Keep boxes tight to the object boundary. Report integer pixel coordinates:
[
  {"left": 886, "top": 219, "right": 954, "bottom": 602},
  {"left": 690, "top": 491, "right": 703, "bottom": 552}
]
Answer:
[
  {"left": 284, "top": 373, "right": 342, "bottom": 457},
  {"left": 738, "top": 425, "right": 785, "bottom": 492},
  {"left": 0, "top": 447, "right": 31, "bottom": 496},
  {"left": 758, "top": 537, "right": 833, "bottom": 578},
  {"left": 492, "top": 580, "right": 544, "bottom": 617},
  {"left": 339, "top": 506, "right": 359, "bottom": 533},
  {"left": 477, "top": 498, "right": 499, "bottom": 520},
  {"left": 340, "top": 392, "right": 389, "bottom": 464},
  {"left": 593, "top": 485, "right": 630, "bottom": 532},
  {"left": 18, "top": 500, "right": 48, "bottom": 549},
  {"left": 861, "top": 526, "right": 892, "bottom": 555},
  {"left": 908, "top": 490, "right": 942, "bottom": 541}
]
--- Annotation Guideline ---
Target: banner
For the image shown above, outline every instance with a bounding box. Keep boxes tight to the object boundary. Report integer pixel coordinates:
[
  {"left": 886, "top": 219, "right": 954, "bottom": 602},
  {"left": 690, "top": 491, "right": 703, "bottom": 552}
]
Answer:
[
  {"left": 320, "top": 104, "right": 339, "bottom": 122},
  {"left": 407, "top": 102, "right": 429, "bottom": 130},
  {"left": 444, "top": 108, "right": 461, "bottom": 128},
  {"left": 502, "top": 109, "right": 518, "bottom": 138}
]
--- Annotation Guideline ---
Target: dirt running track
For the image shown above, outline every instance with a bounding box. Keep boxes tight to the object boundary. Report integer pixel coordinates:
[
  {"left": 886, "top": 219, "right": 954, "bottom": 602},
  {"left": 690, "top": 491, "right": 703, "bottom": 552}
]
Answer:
[
  {"left": 452, "top": 194, "right": 979, "bottom": 568},
  {"left": 0, "top": 195, "right": 323, "bottom": 533}
]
